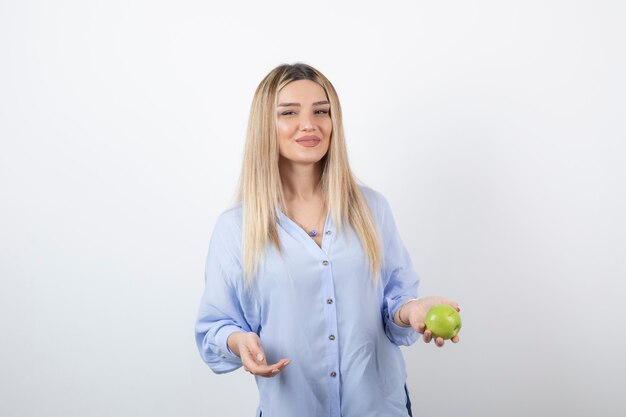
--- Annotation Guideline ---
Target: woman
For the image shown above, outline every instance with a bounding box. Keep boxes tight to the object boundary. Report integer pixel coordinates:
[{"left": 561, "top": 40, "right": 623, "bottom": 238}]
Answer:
[{"left": 195, "top": 63, "right": 460, "bottom": 417}]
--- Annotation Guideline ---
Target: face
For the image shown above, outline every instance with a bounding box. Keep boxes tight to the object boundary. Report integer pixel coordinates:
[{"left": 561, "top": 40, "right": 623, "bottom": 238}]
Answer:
[{"left": 276, "top": 79, "right": 332, "bottom": 166}]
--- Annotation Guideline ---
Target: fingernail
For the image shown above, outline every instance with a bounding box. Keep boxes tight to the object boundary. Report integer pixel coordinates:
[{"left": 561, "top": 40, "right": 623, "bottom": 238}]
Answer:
[{"left": 257, "top": 353, "right": 264, "bottom": 362}]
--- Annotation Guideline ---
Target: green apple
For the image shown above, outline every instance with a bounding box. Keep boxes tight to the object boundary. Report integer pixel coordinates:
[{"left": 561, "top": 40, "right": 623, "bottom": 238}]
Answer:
[{"left": 424, "top": 304, "right": 462, "bottom": 340}]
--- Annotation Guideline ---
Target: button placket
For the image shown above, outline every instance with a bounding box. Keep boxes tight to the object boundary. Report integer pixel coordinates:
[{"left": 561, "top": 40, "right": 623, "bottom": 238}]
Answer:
[{"left": 318, "top": 216, "right": 340, "bottom": 417}]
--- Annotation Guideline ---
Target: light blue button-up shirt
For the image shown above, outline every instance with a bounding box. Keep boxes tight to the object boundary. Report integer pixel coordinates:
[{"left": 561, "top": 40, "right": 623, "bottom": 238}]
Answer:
[{"left": 195, "top": 186, "right": 420, "bottom": 417}]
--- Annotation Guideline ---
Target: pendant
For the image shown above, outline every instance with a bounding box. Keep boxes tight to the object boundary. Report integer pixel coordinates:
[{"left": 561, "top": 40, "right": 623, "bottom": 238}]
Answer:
[{"left": 309, "top": 230, "right": 318, "bottom": 237}]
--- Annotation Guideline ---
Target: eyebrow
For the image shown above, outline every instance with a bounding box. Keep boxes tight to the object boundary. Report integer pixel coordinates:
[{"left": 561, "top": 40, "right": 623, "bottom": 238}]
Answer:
[{"left": 277, "top": 100, "right": 330, "bottom": 107}]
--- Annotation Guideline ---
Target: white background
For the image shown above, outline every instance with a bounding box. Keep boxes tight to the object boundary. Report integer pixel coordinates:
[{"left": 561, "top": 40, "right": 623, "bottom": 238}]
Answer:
[{"left": 1, "top": 1, "right": 625, "bottom": 416}]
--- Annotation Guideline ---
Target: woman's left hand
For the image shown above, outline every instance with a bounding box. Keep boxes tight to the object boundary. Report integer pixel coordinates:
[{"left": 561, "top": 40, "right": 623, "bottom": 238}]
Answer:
[{"left": 398, "top": 296, "right": 461, "bottom": 347}]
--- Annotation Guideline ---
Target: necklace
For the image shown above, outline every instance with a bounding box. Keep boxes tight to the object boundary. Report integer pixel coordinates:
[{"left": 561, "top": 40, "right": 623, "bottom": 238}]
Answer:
[{"left": 286, "top": 202, "right": 326, "bottom": 238}]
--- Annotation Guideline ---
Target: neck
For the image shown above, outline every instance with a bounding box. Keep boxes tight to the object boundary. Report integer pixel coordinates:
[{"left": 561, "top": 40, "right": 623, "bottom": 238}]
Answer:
[{"left": 279, "top": 159, "right": 324, "bottom": 202}]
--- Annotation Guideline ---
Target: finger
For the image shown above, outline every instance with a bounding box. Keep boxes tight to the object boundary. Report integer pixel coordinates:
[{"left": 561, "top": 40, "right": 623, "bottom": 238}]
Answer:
[
  {"left": 423, "top": 329, "right": 432, "bottom": 343},
  {"left": 276, "top": 358, "right": 291, "bottom": 368},
  {"left": 250, "top": 340, "right": 268, "bottom": 366},
  {"left": 242, "top": 352, "right": 290, "bottom": 375},
  {"left": 435, "top": 337, "right": 444, "bottom": 347},
  {"left": 240, "top": 339, "right": 267, "bottom": 365},
  {"left": 414, "top": 322, "right": 426, "bottom": 334},
  {"left": 269, "top": 358, "right": 290, "bottom": 372},
  {"left": 241, "top": 344, "right": 267, "bottom": 372},
  {"left": 247, "top": 363, "right": 277, "bottom": 377},
  {"left": 242, "top": 359, "right": 274, "bottom": 377},
  {"left": 442, "top": 299, "right": 460, "bottom": 312},
  {"left": 241, "top": 349, "right": 261, "bottom": 374},
  {"left": 269, "top": 359, "right": 291, "bottom": 377},
  {"left": 247, "top": 359, "right": 291, "bottom": 378},
  {"left": 278, "top": 358, "right": 291, "bottom": 367},
  {"left": 451, "top": 335, "right": 460, "bottom": 343}
]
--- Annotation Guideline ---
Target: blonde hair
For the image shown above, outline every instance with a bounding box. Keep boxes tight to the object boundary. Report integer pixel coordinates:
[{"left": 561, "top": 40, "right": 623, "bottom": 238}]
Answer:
[{"left": 237, "top": 63, "right": 382, "bottom": 282}]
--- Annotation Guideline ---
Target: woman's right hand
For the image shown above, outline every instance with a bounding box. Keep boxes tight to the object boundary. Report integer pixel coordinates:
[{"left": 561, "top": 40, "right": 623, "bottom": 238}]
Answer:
[{"left": 227, "top": 331, "right": 291, "bottom": 377}]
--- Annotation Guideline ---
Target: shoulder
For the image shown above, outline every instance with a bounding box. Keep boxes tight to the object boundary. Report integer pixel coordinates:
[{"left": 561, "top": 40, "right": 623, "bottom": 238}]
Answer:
[
  {"left": 213, "top": 202, "right": 243, "bottom": 235},
  {"left": 207, "top": 202, "right": 244, "bottom": 269},
  {"left": 358, "top": 184, "right": 392, "bottom": 221}
]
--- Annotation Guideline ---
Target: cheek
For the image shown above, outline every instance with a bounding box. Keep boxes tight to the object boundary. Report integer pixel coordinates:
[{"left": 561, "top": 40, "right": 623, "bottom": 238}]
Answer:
[
  {"left": 277, "top": 120, "right": 295, "bottom": 141},
  {"left": 323, "top": 119, "right": 333, "bottom": 138},
  {"left": 276, "top": 121, "right": 295, "bottom": 157}
]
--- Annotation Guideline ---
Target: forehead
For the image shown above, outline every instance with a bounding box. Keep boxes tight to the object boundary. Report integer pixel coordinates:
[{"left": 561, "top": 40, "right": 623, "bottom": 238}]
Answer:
[{"left": 277, "top": 79, "right": 328, "bottom": 103}]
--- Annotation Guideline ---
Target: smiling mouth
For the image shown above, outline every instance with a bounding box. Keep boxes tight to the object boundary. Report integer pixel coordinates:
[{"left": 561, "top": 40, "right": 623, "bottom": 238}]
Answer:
[{"left": 296, "top": 137, "right": 321, "bottom": 147}]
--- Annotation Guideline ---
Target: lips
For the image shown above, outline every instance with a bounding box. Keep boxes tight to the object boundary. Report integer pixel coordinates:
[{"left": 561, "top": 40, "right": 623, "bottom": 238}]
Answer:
[{"left": 295, "top": 136, "right": 321, "bottom": 147}]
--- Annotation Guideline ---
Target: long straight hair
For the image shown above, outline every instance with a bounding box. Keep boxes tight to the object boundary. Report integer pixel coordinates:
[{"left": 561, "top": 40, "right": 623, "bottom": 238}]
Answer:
[{"left": 237, "top": 63, "right": 382, "bottom": 283}]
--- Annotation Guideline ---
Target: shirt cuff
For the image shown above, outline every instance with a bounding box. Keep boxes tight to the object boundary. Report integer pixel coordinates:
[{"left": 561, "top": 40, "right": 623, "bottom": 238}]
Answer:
[
  {"left": 386, "top": 297, "right": 421, "bottom": 346},
  {"left": 214, "top": 324, "right": 244, "bottom": 362}
]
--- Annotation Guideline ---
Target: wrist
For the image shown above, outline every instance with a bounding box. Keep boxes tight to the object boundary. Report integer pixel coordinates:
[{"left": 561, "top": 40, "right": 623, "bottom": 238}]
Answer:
[
  {"left": 227, "top": 331, "right": 246, "bottom": 357},
  {"left": 396, "top": 298, "right": 418, "bottom": 327}
]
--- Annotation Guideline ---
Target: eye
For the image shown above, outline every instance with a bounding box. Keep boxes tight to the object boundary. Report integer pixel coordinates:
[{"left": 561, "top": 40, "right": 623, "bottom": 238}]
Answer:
[
  {"left": 314, "top": 109, "right": 330, "bottom": 115},
  {"left": 280, "top": 110, "right": 297, "bottom": 116}
]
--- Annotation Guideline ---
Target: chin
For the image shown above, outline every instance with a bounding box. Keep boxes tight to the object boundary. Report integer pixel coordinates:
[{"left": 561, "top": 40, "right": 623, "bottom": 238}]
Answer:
[
  {"left": 301, "top": 153, "right": 328, "bottom": 164},
  {"left": 282, "top": 151, "right": 328, "bottom": 165}
]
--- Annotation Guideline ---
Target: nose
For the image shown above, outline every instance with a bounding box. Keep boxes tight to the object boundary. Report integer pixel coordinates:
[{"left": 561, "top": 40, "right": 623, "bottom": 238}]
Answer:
[{"left": 299, "top": 114, "right": 315, "bottom": 132}]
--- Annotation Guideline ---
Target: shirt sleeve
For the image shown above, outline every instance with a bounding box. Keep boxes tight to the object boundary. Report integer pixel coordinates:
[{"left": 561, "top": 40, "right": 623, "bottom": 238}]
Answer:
[
  {"left": 194, "top": 212, "right": 251, "bottom": 374},
  {"left": 377, "top": 192, "right": 421, "bottom": 346}
]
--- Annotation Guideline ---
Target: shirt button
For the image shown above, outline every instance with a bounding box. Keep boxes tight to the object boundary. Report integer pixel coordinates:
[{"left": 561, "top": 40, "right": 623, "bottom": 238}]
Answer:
[
  {"left": 329, "top": 335, "right": 335, "bottom": 341},
  {"left": 330, "top": 371, "right": 337, "bottom": 377},
  {"left": 326, "top": 298, "right": 333, "bottom": 304},
  {"left": 322, "top": 260, "right": 329, "bottom": 266},
  {"left": 325, "top": 230, "right": 332, "bottom": 235}
]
